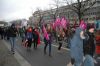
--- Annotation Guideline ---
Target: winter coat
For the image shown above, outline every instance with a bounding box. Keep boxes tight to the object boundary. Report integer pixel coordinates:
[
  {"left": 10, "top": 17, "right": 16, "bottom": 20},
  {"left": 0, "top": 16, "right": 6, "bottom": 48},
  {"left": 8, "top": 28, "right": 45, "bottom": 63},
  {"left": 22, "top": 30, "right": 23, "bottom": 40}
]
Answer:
[
  {"left": 8, "top": 27, "right": 17, "bottom": 37},
  {"left": 70, "top": 27, "right": 83, "bottom": 63},
  {"left": 33, "top": 31, "right": 38, "bottom": 40},
  {"left": 83, "top": 31, "right": 96, "bottom": 57},
  {"left": 44, "top": 32, "right": 52, "bottom": 44},
  {"left": 33, "top": 30, "right": 40, "bottom": 44}
]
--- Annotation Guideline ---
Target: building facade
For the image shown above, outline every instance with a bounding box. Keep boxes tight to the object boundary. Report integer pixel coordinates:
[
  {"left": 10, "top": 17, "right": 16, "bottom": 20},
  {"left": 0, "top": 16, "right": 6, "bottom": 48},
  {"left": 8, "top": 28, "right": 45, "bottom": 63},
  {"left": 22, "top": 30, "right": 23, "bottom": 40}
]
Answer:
[{"left": 31, "top": 0, "right": 100, "bottom": 25}]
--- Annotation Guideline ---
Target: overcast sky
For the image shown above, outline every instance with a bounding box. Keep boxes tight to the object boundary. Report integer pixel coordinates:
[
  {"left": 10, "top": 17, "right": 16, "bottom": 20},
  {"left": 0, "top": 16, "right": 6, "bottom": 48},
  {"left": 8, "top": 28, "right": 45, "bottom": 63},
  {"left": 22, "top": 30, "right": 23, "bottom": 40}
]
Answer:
[{"left": 0, "top": 0, "right": 74, "bottom": 22}]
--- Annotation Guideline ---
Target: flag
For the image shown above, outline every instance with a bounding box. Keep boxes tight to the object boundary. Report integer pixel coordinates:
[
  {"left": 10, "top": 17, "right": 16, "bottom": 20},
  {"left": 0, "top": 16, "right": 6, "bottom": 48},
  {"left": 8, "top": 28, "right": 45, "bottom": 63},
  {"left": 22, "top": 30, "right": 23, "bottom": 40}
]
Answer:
[
  {"left": 55, "top": 17, "right": 61, "bottom": 27},
  {"left": 61, "top": 17, "right": 67, "bottom": 28},
  {"left": 51, "top": 22, "right": 56, "bottom": 30},
  {"left": 79, "top": 20, "right": 87, "bottom": 30},
  {"left": 42, "top": 25, "right": 49, "bottom": 40}
]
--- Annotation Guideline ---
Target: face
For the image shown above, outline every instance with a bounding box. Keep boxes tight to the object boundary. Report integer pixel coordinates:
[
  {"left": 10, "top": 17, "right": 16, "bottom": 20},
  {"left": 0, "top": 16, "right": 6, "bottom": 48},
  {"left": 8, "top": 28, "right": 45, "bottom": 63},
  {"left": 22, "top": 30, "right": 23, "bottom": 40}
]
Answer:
[{"left": 89, "top": 28, "right": 94, "bottom": 33}]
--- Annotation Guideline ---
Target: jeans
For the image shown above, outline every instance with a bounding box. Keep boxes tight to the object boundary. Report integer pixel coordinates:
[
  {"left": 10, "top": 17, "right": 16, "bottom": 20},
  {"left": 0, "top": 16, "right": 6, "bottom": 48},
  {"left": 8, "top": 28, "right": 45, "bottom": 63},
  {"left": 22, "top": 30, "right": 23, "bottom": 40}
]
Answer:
[
  {"left": 58, "top": 42, "right": 62, "bottom": 50},
  {"left": 9, "top": 37, "right": 16, "bottom": 52},
  {"left": 33, "top": 39, "right": 38, "bottom": 49},
  {"left": 44, "top": 38, "right": 52, "bottom": 56}
]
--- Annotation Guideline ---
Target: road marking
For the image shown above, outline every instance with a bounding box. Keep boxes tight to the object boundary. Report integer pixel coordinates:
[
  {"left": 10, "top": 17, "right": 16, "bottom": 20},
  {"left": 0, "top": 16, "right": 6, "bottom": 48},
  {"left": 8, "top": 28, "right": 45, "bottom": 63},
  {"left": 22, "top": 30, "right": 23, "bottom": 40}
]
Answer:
[
  {"left": 52, "top": 45, "right": 70, "bottom": 51},
  {"left": 41, "top": 41, "right": 70, "bottom": 51},
  {"left": 3, "top": 40, "right": 32, "bottom": 66}
]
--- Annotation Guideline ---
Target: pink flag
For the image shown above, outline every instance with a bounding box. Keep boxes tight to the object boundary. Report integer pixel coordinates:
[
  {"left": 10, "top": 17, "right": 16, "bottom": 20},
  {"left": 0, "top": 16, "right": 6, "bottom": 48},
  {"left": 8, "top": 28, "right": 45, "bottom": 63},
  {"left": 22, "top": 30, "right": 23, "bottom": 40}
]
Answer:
[
  {"left": 42, "top": 25, "right": 49, "bottom": 40},
  {"left": 61, "top": 17, "right": 67, "bottom": 28},
  {"left": 80, "top": 20, "right": 87, "bottom": 30},
  {"left": 55, "top": 18, "right": 61, "bottom": 27},
  {"left": 51, "top": 22, "right": 55, "bottom": 30}
]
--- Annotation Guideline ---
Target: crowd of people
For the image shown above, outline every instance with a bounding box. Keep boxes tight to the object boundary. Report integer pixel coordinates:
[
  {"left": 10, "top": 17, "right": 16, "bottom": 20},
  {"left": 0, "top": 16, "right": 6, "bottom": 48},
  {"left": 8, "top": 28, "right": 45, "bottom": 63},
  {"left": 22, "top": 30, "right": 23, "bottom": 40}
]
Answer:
[{"left": 0, "top": 20, "right": 98, "bottom": 66}]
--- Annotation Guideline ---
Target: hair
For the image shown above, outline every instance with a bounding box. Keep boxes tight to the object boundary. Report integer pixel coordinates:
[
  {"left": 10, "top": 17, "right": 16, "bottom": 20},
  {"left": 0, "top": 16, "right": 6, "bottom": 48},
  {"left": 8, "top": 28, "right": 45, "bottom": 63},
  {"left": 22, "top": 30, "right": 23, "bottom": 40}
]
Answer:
[{"left": 46, "top": 24, "right": 52, "bottom": 33}]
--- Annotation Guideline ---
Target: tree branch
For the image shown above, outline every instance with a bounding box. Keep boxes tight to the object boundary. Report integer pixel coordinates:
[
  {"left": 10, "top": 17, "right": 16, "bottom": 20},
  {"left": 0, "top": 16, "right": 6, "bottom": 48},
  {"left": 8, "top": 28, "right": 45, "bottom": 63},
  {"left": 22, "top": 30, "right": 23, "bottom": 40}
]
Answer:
[{"left": 82, "top": 1, "right": 96, "bottom": 12}]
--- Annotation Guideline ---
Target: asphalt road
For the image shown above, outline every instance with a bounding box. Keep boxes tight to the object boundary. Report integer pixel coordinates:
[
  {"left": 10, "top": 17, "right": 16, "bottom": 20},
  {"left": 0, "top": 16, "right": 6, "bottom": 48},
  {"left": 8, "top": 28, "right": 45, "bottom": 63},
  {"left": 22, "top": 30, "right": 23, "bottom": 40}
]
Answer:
[
  {"left": 6, "top": 37, "right": 70, "bottom": 66},
  {"left": 4, "top": 37, "right": 100, "bottom": 66}
]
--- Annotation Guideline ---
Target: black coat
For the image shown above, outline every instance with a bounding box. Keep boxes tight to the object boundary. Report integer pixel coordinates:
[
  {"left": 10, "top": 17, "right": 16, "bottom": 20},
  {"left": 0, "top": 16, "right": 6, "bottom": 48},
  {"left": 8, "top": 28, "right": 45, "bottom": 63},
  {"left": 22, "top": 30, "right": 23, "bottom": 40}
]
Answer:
[
  {"left": 83, "top": 32, "right": 96, "bottom": 57},
  {"left": 8, "top": 27, "right": 17, "bottom": 37}
]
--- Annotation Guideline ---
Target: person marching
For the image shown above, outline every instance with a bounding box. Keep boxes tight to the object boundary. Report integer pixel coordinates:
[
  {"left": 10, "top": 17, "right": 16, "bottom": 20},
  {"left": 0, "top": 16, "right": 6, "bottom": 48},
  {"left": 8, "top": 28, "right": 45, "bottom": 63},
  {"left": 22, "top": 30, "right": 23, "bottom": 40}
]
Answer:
[
  {"left": 67, "top": 20, "right": 87, "bottom": 66},
  {"left": 43, "top": 24, "right": 52, "bottom": 57},
  {"left": 83, "top": 24, "right": 96, "bottom": 57},
  {"left": 25, "top": 27, "right": 33, "bottom": 50},
  {"left": 57, "top": 28, "right": 65, "bottom": 52},
  {"left": 83, "top": 24, "right": 96, "bottom": 65},
  {"left": 8, "top": 23, "right": 17, "bottom": 54},
  {"left": 20, "top": 27, "right": 26, "bottom": 42},
  {"left": 33, "top": 27, "right": 40, "bottom": 49}
]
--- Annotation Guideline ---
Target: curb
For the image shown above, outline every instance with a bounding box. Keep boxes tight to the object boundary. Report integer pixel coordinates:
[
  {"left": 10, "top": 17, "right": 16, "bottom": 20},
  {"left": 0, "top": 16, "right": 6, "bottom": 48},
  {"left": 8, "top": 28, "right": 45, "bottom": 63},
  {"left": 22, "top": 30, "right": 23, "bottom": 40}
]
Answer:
[{"left": 3, "top": 40, "right": 32, "bottom": 66}]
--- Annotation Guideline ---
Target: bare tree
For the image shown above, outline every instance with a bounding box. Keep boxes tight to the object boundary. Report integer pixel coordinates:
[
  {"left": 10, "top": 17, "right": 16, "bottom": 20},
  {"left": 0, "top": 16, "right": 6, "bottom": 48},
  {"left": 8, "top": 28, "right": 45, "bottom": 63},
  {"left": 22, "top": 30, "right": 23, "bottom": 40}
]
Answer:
[
  {"left": 45, "top": 8, "right": 56, "bottom": 22},
  {"left": 34, "top": 8, "right": 44, "bottom": 27},
  {"left": 48, "top": 0, "right": 63, "bottom": 21},
  {"left": 63, "top": 0, "right": 96, "bottom": 23}
]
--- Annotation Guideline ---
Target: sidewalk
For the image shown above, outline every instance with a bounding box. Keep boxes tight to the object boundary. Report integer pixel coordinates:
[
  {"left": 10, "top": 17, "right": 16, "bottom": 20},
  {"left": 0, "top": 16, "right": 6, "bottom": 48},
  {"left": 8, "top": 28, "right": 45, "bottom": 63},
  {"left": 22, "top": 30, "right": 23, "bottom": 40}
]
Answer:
[{"left": 0, "top": 40, "right": 20, "bottom": 66}]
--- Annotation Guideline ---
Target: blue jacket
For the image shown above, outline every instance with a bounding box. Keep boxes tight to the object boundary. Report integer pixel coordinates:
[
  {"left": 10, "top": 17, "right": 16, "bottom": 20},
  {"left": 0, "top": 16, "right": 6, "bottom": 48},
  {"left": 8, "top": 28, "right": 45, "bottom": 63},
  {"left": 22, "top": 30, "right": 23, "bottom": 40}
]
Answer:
[{"left": 70, "top": 27, "right": 83, "bottom": 63}]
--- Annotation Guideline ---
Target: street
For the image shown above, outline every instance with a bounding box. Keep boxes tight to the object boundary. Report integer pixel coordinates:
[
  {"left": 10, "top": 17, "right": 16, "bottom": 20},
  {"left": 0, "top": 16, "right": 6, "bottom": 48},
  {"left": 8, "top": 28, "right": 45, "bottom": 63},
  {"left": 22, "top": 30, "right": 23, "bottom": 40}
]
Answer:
[
  {"left": 4, "top": 37, "right": 70, "bottom": 66},
  {"left": 2, "top": 37, "right": 100, "bottom": 66},
  {"left": 0, "top": 0, "right": 100, "bottom": 66}
]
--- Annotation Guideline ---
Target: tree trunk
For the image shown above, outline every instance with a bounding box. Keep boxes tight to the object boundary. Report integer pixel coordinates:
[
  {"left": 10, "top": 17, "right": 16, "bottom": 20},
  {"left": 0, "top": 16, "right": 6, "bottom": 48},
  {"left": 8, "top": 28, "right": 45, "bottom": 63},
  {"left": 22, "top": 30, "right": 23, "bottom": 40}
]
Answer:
[
  {"left": 78, "top": 6, "right": 82, "bottom": 24},
  {"left": 78, "top": 14, "right": 81, "bottom": 24}
]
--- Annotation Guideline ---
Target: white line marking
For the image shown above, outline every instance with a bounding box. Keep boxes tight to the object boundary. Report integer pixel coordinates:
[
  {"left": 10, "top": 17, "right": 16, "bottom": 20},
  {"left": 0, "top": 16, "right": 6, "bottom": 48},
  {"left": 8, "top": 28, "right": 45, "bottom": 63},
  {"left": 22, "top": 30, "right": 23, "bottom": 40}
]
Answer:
[
  {"left": 41, "top": 41, "right": 70, "bottom": 51},
  {"left": 3, "top": 40, "right": 32, "bottom": 66},
  {"left": 52, "top": 45, "right": 70, "bottom": 51}
]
